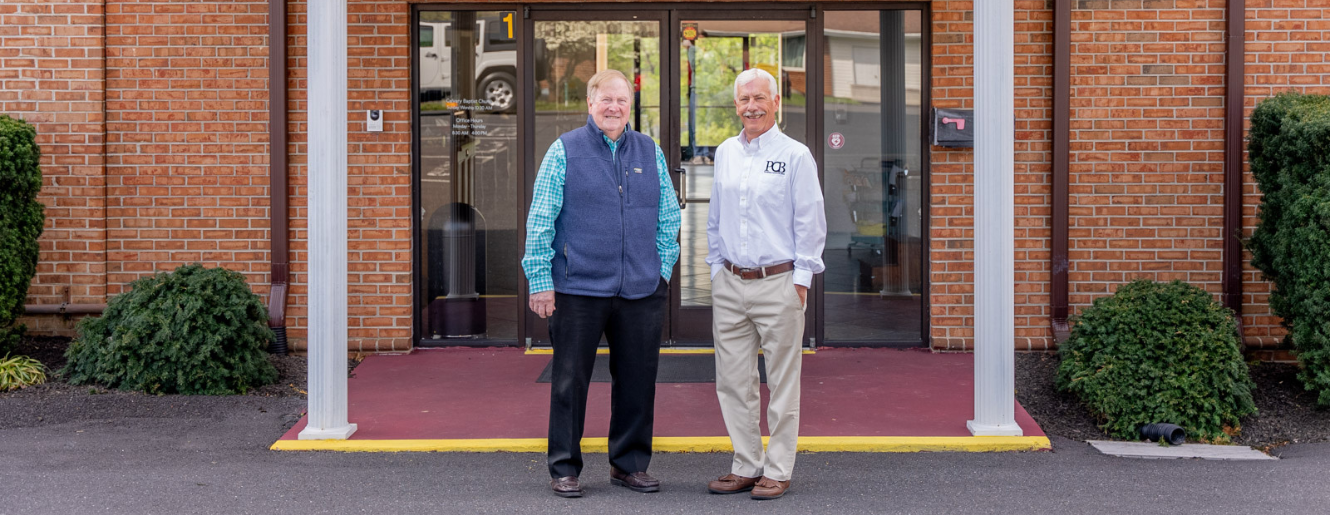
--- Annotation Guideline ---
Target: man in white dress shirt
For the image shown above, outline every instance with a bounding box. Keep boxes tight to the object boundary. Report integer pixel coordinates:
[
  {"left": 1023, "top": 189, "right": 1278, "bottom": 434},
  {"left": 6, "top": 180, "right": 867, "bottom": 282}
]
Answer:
[{"left": 704, "top": 68, "right": 826, "bottom": 500}]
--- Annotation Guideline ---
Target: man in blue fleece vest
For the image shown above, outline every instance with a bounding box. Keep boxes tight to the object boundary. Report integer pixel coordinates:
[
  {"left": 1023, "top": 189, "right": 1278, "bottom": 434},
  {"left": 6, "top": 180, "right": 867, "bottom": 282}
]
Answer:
[{"left": 522, "top": 69, "right": 681, "bottom": 498}]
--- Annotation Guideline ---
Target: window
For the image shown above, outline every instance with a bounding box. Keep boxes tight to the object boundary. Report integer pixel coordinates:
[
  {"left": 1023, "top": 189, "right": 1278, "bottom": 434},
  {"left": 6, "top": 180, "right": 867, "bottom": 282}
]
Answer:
[
  {"left": 782, "top": 35, "right": 806, "bottom": 68},
  {"left": 416, "top": 10, "right": 521, "bottom": 342},
  {"left": 821, "top": 10, "right": 924, "bottom": 344},
  {"left": 420, "top": 26, "right": 434, "bottom": 48},
  {"left": 483, "top": 13, "right": 517, "bottom": 52}
]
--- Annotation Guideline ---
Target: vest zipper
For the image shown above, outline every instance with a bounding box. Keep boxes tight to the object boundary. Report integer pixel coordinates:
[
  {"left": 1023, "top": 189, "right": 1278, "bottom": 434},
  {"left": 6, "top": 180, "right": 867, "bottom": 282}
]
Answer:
[
  {"left": 616, "top": 142, "right": 626, "bottom": 294},
  {"left": 563, "top": 243, "right": 569, "bottom": 279}
]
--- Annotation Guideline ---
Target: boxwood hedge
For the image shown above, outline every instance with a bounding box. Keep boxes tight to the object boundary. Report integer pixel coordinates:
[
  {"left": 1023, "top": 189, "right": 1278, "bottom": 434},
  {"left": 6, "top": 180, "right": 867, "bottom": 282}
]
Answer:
[
  {"left": 1247, "top": 92, "right": 1330, "bottom": 406},
  {"left": 64, "top": 264, "right": 276, "bottom": 395},
  {"left": 1057, "top": 280, "right": 1256, "bottom": 442},
  {"left": 0, "top": 115, "right": 45, "bottom": 355}
]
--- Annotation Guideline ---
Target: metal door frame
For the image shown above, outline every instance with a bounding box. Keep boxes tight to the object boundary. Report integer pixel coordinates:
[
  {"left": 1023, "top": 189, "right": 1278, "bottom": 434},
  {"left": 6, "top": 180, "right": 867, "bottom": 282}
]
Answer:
[
  {"left": 665, "top": 8, "right": 820, "bottom": 345},
  {"left": 409, "top": 3, "right": 933, "bottom": 349}
]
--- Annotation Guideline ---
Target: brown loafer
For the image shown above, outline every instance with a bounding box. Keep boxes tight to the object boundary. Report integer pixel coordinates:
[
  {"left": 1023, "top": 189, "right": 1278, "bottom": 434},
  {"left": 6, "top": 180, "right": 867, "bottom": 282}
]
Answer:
[
  {"left": 610, "top": 467, "right": 660, "bottom": 493},
  {"left": 750, "top": 476, "right": 791, "bottom": 500},
  {"left": 708, "top": 473, "right": 760, "bottom": 494},
  {"left": 550, "top": 476, "right": 583, "bottom": 498}
]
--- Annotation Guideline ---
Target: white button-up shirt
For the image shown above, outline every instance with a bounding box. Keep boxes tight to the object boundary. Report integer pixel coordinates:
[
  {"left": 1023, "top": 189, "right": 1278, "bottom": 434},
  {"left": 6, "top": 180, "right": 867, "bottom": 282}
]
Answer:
[{"left": 706, "top": 126, "right": 827, "bottom": 287}]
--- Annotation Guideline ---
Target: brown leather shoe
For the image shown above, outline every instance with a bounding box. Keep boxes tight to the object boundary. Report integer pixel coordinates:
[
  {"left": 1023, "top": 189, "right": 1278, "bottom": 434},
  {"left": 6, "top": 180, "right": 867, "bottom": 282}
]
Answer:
[
  {"left": 750, "top": 476, "right": 791, "bottom": 500},
  {"left": 550, "top": 476, "right": 583, "bottom": 498},
  {"left": 708, "top": 473, "right": 760, "bottom": 494},
  {"left": 610, "top": 467, "right": 660, "bottom": 493}
]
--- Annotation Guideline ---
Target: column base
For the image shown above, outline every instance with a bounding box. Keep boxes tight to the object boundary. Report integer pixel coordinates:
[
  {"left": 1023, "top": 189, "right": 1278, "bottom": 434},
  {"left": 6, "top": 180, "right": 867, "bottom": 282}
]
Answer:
[
  {"left": 967, "top": 419, "right": 1023, "bottom": 437},
  {"left": 299, "top": 423, "right": 359, "bottom": 440}
]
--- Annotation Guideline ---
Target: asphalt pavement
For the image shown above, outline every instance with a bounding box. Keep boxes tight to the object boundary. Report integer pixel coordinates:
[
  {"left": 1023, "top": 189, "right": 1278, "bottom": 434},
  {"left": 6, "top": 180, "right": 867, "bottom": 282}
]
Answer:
[{"left": 2, "top": 394, "right": 1327, "bottom": 515}]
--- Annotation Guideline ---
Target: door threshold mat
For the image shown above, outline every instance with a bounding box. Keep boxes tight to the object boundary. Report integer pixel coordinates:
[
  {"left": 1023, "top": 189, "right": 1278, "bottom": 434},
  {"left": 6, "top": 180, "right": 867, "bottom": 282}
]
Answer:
[{"left": 536, "top": 353, "right": 767, "bottom": 383}]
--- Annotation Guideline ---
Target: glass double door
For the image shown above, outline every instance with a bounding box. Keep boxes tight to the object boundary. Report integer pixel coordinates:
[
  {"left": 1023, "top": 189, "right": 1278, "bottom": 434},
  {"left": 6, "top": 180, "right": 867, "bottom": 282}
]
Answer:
[{"left": 526, "top": 10, "right": 814, "bottom": 346}]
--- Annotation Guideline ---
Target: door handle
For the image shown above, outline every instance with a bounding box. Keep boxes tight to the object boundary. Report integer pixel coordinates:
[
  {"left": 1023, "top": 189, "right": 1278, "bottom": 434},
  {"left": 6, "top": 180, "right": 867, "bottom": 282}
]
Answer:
[{"left": 674, "top": 167, "right": 687, "bottom": 209}]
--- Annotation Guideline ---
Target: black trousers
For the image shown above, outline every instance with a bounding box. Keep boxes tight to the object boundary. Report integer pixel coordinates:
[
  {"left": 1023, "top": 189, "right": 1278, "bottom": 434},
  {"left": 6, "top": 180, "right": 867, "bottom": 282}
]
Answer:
[{"left": 547, "top": 279, "right": 666, "bottom": 479}]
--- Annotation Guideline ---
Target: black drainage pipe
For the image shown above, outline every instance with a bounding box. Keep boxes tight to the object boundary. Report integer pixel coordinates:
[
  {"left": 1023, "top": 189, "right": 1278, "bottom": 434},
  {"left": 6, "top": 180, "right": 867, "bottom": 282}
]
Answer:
[
  {"left": 270, "top": 325, "right": 289, "bottom": 356},
  {"left": 1140, "top": 423, "right": 1186, "bottom": 446}
]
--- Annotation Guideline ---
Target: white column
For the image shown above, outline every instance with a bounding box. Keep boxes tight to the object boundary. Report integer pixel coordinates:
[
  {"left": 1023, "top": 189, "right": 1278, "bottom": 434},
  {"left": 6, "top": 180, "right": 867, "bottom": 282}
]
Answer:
[
  {"left": 968, "top": 0, "right": 1022, "bottom": 437},
  {"left": 299, "top": 0, "right": 356, "bottom": 440}
]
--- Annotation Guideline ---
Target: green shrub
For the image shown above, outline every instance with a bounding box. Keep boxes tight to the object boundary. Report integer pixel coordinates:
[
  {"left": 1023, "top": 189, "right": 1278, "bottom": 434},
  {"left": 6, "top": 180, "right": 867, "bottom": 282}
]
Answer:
[
  {"left": 64, "top": 264, "right": 277, "bottom": 395},
  {"left": 1247, "top": 92, "right": 1330, "bottom": 406},
  {"left": 0, "top": 353, "right": 47, "bottom": 391},
  {"left": 0, "top": 115, "right": 46, "bottom": 355},
  {"left": 1056, "top": 280, "right": 1256, "bottom": 442}
]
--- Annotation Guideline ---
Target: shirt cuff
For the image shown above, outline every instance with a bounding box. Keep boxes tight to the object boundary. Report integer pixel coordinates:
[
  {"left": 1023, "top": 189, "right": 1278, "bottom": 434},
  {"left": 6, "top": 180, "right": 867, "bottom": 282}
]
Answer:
[
  {"left": 527, "top": 275, "right": 553, "bottom": 294},
  {"left": 710, "top": 263, "right": 725, "bottom": 280},
  {"left": 792, "top": 269, "right": 813, "bottom": 288}
]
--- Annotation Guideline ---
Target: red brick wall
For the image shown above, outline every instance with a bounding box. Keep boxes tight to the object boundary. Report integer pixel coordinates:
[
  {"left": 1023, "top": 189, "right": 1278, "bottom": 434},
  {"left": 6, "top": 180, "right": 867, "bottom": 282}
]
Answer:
[
  {"left": 928, "top": 1, "right": 977, "bottom": 350},
  {"left": 10, "top": 0, "right": 1325, "bottom": 354},
  {"left": 6, "top": 0, "right": 414, "bottom": 351},
  {"left": 928, "top": 1, "right": 1059, "bottom": 351},
  {"left": 104, "top": 0, "right": 272, "bottom": 295},
  {"left": 285, "top": 0, "right": 413, "bottom": 352},
  {"left": 926, "top": 0, "right": 1289, "bottom": 352},
  {"left": 1240, "top": 0, "right": 1330, "bottom": 349},
  {"left": 1013, "top": 2, "right": 1056, "bottom": 350},
  {"left": 1066, "top": 0, "right": 1228, "bottom": 324},
  {"left": 2, "top": 0, "right": 106, "bottom": 335}
]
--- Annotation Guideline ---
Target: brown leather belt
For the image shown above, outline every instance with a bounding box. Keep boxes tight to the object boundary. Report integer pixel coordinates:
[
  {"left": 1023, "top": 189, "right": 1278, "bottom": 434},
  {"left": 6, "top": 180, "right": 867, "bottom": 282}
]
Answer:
[{"left": 723, "top": 260, "right": 794, "bottom": 280}]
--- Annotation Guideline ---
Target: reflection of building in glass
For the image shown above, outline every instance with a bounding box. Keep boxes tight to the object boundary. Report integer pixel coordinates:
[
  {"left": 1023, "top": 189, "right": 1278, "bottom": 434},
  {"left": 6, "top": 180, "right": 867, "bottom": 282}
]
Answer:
[
  {"left": 821, "top": 11, "right": 924, "bottom": 342},
  {"left": 419, "top": 11, "right": 522, "bottom": 341},
  {"left": 822, "top": 13, "right": 922, "bottom": 107}
]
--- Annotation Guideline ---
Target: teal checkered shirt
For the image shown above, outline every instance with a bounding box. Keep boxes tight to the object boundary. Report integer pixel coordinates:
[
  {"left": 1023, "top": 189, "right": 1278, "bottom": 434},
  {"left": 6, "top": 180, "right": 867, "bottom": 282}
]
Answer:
[{"left": 522, "top": 137, "right": 681, "bottom": 294}]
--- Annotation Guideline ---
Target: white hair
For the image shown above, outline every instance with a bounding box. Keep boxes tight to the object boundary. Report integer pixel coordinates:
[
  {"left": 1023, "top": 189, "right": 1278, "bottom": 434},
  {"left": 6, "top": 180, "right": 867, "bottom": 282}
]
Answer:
[
  {"left": 733, "top": 68, "right": 779, "bottom": 100},
  {"left": 587, "top": 69, "right": 631, "bottom": 103}
]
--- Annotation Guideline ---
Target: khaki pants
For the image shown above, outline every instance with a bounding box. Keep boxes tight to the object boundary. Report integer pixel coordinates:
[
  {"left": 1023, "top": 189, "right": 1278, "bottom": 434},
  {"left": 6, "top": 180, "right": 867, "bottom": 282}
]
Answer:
[{"left": 711, "top": 268, "right": 805, "bottom": 482}]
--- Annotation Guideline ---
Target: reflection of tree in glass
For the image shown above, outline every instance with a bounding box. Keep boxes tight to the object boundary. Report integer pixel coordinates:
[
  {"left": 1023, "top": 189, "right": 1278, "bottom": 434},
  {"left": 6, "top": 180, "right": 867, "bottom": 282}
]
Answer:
[
  {"left": 535, "top": 22, "right": 660, "bottom": 113},
  {"left": 607, "top": 35, "right": 663, "bottom": 144},
  {"left": 681, "top": 34, "right": 782, "bottom": 148}
]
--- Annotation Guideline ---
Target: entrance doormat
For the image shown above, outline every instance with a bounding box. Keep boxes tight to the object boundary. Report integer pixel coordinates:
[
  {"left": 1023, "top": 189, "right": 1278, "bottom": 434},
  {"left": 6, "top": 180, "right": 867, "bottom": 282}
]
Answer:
[{"left": 537, "top": 354, "right": 767, "bottom": 383}]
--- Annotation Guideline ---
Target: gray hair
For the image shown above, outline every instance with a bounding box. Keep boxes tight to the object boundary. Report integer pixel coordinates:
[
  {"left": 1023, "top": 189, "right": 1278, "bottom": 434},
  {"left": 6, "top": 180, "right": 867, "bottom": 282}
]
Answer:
[{"left": 733, "top": 68, "right": 779, "bottom": 100}]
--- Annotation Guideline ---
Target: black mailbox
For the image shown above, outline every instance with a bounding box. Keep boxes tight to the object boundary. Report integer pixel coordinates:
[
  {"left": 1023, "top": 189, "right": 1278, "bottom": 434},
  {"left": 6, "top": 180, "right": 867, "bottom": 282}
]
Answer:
[{"left": 932, "top": 107, "right": 974, "bottom": 148}]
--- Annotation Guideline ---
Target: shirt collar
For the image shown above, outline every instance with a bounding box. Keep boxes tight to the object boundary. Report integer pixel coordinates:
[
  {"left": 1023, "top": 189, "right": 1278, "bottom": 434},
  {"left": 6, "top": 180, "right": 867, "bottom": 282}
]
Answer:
[
  {"left": 586, "top": 114, "right": 632, "bottom": 146},
  {"left": 739, "top": 124, "right": 781, "bottom": 151}
]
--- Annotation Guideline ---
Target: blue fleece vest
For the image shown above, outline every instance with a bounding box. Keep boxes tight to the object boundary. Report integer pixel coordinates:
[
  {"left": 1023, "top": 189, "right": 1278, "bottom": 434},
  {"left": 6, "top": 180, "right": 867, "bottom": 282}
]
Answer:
[{"left": 550, "top": 116, "right": 662, "bottom": 299}]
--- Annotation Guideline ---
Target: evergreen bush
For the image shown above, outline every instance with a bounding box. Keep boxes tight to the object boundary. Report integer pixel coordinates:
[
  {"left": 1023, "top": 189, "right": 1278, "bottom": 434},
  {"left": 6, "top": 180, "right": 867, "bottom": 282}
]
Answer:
[
  {"left": 64, "top": 264, "right": 277, "bottom": 395},
  {"left": 1247, "top": 92, "right": 1330, "bottom": 406},
  {"left": 0, "top": 115, "right": 46, "bottom": 355},
  {"left": 1056, "top": 280, "right": 1256, "bottom": 442}
]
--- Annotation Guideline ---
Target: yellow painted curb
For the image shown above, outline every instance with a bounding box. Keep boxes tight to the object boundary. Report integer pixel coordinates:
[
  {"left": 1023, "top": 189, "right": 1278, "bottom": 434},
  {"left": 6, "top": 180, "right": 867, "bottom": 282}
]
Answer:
[
  {"left": 271, "top": 435, "right": 1050, "bottom": 453},
  {"left": 523, "top": 348, "right": 816, "bottom": 355}
]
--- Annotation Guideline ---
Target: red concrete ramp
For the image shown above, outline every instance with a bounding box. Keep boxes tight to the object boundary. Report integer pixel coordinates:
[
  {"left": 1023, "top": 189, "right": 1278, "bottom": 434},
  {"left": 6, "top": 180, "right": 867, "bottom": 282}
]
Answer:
[{"left": 274, "top": 347, "right": 1048, "bottom": 452}]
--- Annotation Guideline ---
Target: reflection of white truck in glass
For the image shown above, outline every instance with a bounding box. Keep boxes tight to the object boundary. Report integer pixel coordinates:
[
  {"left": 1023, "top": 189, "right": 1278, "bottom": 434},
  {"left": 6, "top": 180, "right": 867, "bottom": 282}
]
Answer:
[{"left": 419, "top": 16, "right": 518, "bottom": 112}]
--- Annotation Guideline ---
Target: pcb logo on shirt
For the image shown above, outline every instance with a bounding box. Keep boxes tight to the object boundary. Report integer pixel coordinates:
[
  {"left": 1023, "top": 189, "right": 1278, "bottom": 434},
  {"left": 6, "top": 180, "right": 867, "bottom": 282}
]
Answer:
[{"left": 763, "top": 161, "right": 787, "bottom": 175}]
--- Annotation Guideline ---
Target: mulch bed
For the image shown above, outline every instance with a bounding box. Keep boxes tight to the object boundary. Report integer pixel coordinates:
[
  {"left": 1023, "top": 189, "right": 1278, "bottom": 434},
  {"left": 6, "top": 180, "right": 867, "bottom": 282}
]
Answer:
[
  {"left": 1016, "top": 352, "right": 1330, "bottom": 449},
  {"left": 0, "top": 336, "right": 359, "bottom": 432}
]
